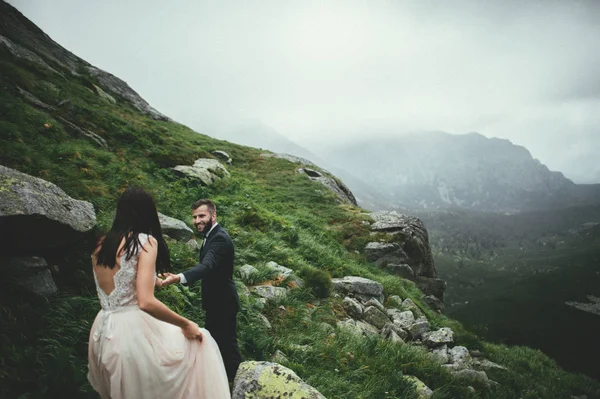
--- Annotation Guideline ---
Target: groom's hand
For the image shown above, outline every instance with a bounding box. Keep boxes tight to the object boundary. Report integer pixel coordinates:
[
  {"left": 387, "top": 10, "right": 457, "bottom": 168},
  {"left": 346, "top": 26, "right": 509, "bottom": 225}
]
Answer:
[{"left": 159, "top": 272, "right": 181, "bottom": 286}]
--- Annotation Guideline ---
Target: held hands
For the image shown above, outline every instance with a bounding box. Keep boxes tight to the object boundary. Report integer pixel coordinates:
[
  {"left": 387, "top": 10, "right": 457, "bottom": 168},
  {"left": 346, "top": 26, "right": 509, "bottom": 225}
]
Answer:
[
  {"left": 158, "top": 272, "right": 181, "bottom": 287},
  {"left": 181, "top": 320, "right": 203, "bottom": 341}
]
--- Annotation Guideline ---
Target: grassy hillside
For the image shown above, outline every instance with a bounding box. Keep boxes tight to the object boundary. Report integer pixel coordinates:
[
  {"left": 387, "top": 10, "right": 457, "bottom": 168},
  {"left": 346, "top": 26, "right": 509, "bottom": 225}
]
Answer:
[{"left": 1, "top": 27, "right": 600, "bottom": 399}]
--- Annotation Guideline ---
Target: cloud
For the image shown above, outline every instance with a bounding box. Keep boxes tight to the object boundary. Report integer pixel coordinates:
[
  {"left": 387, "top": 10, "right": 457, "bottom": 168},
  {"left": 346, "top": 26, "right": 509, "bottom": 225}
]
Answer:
[{"left": 9, "top": 0, "right": 600, "bottom": 181}]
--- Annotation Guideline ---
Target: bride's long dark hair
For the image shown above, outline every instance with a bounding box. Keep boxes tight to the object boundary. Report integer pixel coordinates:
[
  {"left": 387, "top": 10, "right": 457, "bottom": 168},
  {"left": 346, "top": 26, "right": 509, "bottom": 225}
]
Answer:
[{"left": 95, "top": 187, "right": 170, "bottom": 274}]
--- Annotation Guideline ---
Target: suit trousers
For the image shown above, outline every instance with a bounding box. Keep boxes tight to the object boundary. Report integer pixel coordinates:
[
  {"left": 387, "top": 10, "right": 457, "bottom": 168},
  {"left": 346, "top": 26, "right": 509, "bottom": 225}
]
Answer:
[{"left": 205, "top": 308, "right": 242, "bottom": 381}]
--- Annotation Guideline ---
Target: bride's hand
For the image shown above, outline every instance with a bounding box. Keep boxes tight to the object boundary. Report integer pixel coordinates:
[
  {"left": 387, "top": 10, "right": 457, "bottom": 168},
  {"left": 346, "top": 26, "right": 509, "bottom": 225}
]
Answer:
[{"left": 181, "top": 321, "right": 203, "bottom": 341}]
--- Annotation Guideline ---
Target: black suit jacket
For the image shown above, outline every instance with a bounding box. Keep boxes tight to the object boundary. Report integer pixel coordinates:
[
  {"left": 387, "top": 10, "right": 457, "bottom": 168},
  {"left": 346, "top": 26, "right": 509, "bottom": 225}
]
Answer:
[{"left": 182, "top": 224, "right": 240, "bottom": 312}]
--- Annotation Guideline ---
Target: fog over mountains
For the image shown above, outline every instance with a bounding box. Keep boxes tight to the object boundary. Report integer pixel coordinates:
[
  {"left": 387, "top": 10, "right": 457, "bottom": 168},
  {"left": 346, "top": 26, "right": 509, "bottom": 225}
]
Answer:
[{"left": 215, "top": 125, "right": 600, "bottom": 213}]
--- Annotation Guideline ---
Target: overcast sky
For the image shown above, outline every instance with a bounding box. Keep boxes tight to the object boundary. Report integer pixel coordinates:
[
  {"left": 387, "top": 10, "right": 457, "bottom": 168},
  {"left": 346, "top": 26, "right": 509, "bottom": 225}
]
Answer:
[{"left": 9, "top": 0, "right": 600, "bottom": 182}]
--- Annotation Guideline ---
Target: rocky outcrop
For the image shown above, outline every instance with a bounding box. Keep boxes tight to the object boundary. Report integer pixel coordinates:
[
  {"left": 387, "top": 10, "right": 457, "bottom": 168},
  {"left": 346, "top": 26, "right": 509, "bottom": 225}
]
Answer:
[
  {"left": 173, "top": 158, "right": 230, "bottom": 186},
  {"left": 297, "top": 167, "right": 357, "bottom": 205},
  {"left": 260, "top": 153, "right": 357, "bottom": 205},
  {"left": 0, "top": 2, "right": 171, "bottom": 121},
  {"left": 211, "top": 150, "right": 232, "bottom": 165},
  {"left": 232, "top": 361, "right": 326, "bottom": 399},
  {"left": 87, "top": 66, "right": 171, "bottom": 121},
  {"left": 0, "top": 165, "right": 96, "bottom": 250},
  {"left": 157, "top": 212, "right": 193, "bottom": 241},
  {"left": 366, "top": 211, "right": 446, "bottom": 302},
  {"left": 332, "top": 276, "right": 384, "bottom": 303}
]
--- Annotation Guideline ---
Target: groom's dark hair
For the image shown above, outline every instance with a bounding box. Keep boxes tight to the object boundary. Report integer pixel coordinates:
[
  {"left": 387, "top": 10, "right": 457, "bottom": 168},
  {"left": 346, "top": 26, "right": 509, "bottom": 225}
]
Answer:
[{"left": 192, "top": 199, "right": 216, "bottom": 215}]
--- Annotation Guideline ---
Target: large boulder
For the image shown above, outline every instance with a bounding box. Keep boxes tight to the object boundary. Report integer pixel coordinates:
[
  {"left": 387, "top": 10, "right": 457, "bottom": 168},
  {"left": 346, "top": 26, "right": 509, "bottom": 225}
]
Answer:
[
  {"left": 332, "top": 276, "right": 384, "bottom": 303},
  {"left": 157, "top": 212, "right": 194, "bottom": 241},
  {"left": 0, "top": 165, "right": 96, "bottom": 250},
  {"left": 415, "top": 277, "right": 447, "bottom": 301},
  {"left": 173, "top": 158, "right": 230, "bottom": 186},
  {"left": 369, "top": 211, "right": 437, "bottom": 279},
  {"left": 232, "top": 361, "right": 326, "bottom": 399},
  {"left": 364, "top": 242, "right": 410, "bottom": 268},
  {"left": 298, "top": 167, "right": 357, "bottom": 205}
]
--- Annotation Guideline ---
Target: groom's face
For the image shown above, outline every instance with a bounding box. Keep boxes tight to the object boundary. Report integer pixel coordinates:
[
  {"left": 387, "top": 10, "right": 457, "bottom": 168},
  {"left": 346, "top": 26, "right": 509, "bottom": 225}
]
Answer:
[{"left": 192, "top": 205, "right": 216, "bottom": 235}]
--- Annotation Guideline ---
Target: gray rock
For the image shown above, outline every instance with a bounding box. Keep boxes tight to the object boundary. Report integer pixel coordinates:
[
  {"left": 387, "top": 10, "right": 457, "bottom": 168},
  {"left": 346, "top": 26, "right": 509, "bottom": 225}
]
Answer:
[
  {"left": 0, "top": 34, "right": 61, "bottom": 74},
  {"left": 7, "top": 256, "right": 57, "bottom": 297},
  {"left": 173, "top": 158, "right": 230, "bottom": 186},
  {"left": 332, "top": 276, "right": 384, "bottom": 303},
  {"left": 424, "top": 295, "right": 445, "bottom": 313},
  {"left": 363, "top": 306, "right": 390, "bottom": 329},
  {"left": 265, "top": 261, "right": 293, "bottom": 278},
  {"left": 337, "top": 319, "right": 379, "bottom": 338},
  {"left": 342, "top": 297, "right": 364, "bottom": 319},
  {"left": 382, "top": 327, "right": 405, "bottom": 344},
  {"left": 381, "top": 322, "right": 408, "bottom": 341},
  {"left": 252, "top": 285, "right": 286, "bottom": 300},
  {"left": 422, "top": 327, "right": 454, "bottom": 347},
  {"left": 87, "top": 66, "right": 171, "bottom": 121},
  {"left": 365, "top": 242, "right": 410, "bottom": 268},
  {"left": 431, "top": 344, "right": 450, "bottom": 364},
  {"left": 448, "top": 346, "right": 473, "bottom": 370},
  {"left": 364, "top": 298, "right": 385, "bottom": 313},
  {"left": 402, "top": 298, "right": 424, "bottom": 318},
  {"left": 403, "top": 375, "right": 433, "bottom": 398},
  {"left": 232, "top": 361, "right": 326, "bottom": 399},
  {"left": 416, "top": 277, "right": 447, "bottom": 301},
  {"left": 157, "top": 212, "right": 194, "bottom": 241},
  {"left": 370, "top": 211, "right": 437, "bottom": 279},
  {"left": 239, "top": 264, "right": 259, "bottom": 280},
  {"left": 387, "top": 309, "right": 415, "bottom": 329},
  {"left": 298, "top": 168, "right": 357, "bottom": 205},
  {"left": 408, "top": 318, "right": 431, "bottom": 340},
  {"left": 387, "top": 295, "right": 404, "bottom": 308},
  {"left": 386, "top": 263, "right": 415, "bottom": 280},
  {"left": 211, "top": 150, "right": 232, "bottom": 165},
  {"left": 92, "top": 84, "right": 116, "bottom": 104},
  {"left": 0, "top": 165, "right": 96, "bottom": 250},
  {"left": 472, "top": 358, "right": 507, "bottom": 371},
  {"left": 270, "top": 350, "right": 288, "bottom": 364}
]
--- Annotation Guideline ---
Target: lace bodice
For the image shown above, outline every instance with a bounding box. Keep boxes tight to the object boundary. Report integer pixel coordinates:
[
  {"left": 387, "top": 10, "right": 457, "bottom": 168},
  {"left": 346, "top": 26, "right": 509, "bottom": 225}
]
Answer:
[{"left": 93, "top": 233, "right": 152, "bottom": 311}]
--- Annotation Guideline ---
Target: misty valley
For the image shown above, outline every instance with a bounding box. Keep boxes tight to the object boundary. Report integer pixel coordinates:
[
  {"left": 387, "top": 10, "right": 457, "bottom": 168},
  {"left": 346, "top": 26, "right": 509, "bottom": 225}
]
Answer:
[{"left": 419, "top": 206, "right": 600, "bottom": 380}]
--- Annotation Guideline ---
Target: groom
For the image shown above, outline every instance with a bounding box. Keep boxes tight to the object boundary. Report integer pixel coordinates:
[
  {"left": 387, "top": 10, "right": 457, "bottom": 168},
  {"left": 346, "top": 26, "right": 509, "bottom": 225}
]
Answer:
[{"left": 161, "top": 199, "right": 242, "bottom": 381}]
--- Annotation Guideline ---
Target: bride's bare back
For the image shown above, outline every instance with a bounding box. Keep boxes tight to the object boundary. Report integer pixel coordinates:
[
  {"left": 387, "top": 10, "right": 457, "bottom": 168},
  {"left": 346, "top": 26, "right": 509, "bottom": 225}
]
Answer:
[{"left": 91, "top": 237, "right": 126, "bottom": 297}]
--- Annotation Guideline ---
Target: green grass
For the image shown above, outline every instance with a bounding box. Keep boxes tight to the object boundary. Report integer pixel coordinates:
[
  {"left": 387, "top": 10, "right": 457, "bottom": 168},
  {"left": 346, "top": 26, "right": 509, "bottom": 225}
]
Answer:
[{"left": 1, "top": 40, "right": 600, "bottom": 399}]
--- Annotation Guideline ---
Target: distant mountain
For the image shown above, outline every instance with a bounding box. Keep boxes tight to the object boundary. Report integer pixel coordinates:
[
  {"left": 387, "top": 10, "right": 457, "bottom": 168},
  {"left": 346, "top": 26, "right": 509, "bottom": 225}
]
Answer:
[
  {"left": 319, "top": 131, "right": 600, "bottom": 214},
  {"left": 208, "top": 121, "right": 396, "bottom": 209}
]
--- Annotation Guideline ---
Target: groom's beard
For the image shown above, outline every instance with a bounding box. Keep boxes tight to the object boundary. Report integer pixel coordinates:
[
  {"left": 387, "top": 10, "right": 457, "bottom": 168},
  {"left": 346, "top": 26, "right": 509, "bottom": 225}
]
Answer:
[{"left": 196, "top": 219, "right": 213, "bottom": 236}]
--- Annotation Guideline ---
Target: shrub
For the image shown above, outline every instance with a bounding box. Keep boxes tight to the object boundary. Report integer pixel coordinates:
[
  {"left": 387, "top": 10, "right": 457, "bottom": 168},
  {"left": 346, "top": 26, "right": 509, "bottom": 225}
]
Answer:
[{"left": 298, "top": 266, "right": 332, "bottom": 299}]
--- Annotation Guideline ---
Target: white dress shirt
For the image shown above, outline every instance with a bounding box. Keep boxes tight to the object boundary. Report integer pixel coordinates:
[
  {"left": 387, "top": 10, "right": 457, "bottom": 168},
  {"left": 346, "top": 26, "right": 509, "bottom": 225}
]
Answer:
[{"left": 177, "top": 222, "right": 218, "bottom": 284}]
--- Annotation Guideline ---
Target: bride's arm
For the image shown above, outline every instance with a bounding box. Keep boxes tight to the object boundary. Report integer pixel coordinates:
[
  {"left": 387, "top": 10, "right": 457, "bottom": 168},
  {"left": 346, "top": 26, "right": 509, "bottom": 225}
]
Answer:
[{"left": 136, "top": 237, "right": 202, "bottom": 340}]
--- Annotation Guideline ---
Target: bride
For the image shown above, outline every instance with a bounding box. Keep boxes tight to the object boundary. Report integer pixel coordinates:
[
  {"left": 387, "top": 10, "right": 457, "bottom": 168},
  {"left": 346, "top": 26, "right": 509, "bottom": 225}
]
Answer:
[{"left": 87, "top": 187, "right": 231, "bottom": 398}]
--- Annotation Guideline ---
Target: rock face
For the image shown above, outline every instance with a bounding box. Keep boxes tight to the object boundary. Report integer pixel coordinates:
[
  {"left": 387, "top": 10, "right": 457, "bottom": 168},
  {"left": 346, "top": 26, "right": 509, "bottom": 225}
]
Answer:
[
  {"left": 0, "top": 165, "right": 96, "bottom": 250},
  {"left": 332, "top": 276, "right": 384, "bottom": 303},
  {"left": 0, "top": 2, "right": 171, "bottom": 121},
  {"left": 370, "top": 211, "right": 436, "bottom": 278},
  {"left": 232, "top": 361, "right": 326, "bottom": 399},
  {"left": 173, "top": 158, "right": 230, "bottom": 186},
  {"left": 297, "top": 167, "right": 357, "bottom": 205},
  {"left": 157, "top": 212, "right": 194, "bottom": 241},
  {"left": 367, "top": 211, "right": 446, "bottom": 301}
]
